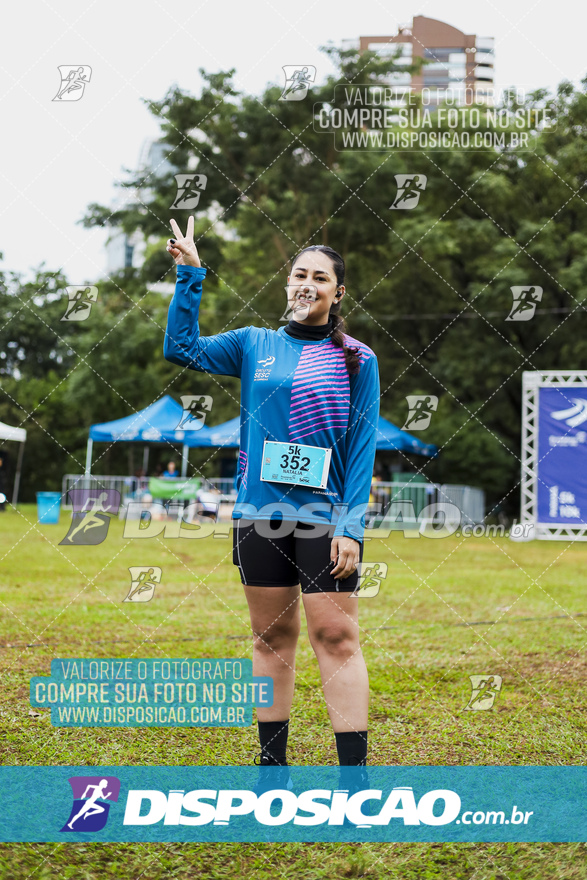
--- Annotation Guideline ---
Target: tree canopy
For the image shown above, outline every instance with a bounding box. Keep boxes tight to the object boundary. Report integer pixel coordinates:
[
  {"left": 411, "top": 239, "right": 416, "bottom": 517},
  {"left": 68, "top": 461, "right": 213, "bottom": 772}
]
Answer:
[{"left": 1, "top": 44, "right": 587, "bottom": 514}]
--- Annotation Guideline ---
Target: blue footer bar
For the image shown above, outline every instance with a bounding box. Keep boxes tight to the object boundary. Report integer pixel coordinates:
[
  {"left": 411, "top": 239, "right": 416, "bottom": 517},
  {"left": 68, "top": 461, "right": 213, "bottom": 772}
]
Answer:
[{"left": 1, "top": 766, "right": 585, "bottom": 842}]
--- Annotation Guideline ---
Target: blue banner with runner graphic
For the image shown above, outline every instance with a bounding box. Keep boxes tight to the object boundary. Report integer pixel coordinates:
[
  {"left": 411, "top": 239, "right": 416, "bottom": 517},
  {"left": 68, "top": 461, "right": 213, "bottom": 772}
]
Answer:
[{"left": 0, "top": 766, "right": 585, "bottom": 842}]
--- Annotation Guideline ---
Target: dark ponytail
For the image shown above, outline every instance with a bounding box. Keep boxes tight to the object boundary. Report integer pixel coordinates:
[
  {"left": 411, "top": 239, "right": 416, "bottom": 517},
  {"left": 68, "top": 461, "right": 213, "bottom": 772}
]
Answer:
[{"left": 290, "top": 245, "right": 361, "bottom": 376}]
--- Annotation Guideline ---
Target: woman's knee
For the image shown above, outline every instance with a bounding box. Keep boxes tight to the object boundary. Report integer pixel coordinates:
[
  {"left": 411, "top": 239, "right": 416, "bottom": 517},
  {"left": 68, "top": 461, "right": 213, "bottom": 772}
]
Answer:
[
  {"left": 252, "top": 617, "right": 300, "bottom": 654},
  {"left": 309, "top": 624, "right": 359, "bottom": 659}
]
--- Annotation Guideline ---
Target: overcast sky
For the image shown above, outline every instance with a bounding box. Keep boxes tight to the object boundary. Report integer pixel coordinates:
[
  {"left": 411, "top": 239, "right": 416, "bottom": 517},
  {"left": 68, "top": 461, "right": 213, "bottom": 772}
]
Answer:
[{"left": 2, "top": 0, "right": 586, "bottom": 285}]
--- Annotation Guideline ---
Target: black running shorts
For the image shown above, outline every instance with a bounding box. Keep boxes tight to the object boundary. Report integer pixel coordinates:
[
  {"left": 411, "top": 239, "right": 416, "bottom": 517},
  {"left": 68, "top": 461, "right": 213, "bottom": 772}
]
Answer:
[{"left": 232, "top": 517, "right": 364, "bottom": 593}]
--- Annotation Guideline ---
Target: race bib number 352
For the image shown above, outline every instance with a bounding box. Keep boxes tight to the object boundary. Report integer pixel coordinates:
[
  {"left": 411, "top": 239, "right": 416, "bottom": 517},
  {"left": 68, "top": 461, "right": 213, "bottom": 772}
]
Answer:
[{"left": 260, "top": 441, "right": 332, "bottom": 489}]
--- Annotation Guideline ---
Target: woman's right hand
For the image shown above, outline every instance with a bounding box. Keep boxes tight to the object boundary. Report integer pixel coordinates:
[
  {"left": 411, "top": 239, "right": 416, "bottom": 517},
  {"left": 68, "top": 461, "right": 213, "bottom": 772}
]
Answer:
[{"left": 166, "top": 216, "right": 201, "bottom": 267}]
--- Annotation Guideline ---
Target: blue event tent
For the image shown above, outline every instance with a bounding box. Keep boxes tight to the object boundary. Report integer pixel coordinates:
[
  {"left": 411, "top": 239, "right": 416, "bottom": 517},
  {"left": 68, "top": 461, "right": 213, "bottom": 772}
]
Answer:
[
  {"left": 375, "top": 415, "right": 438, "bottom": 457},
  {"left": 86, "top": 395, "right": 217, "bottom": 476},
  {"left": 86, "top": 397, "right": 438, "bottom": 475}
]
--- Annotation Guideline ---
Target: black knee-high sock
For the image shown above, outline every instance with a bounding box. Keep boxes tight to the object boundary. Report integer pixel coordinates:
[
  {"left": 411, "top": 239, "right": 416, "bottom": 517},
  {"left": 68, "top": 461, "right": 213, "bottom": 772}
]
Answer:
[
  {"left": 258, "top": 719, "right": 289, "bottom": 764},
  {"left": 335, "top": 730, "right": 368, "bottom": 766}
]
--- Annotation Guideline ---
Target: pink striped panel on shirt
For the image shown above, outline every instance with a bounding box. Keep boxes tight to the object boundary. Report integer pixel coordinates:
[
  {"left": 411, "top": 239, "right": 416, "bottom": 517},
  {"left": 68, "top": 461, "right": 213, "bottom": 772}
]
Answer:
[
  {"left": 238, "top": 450, "right": 248, "bottom": 490},
  {"left": 288, "top": 342, "right": 351, "bottom": 441}
]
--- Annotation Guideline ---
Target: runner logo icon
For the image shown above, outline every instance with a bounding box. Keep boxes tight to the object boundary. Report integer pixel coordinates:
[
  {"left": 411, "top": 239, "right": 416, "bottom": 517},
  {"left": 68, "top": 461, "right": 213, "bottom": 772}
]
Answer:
[
  {"left": 123, "top": 566, "right": 162, "bottom": 603},
  {"left": 177, "top": 394, "right": 213, "bottom": 431},
  {"left": 506, "top": 286, "right": 543, "bottom": 321},
  {"left": 464, "top": 675, "right": 503, "bottom": 711},
  {"left": 60, "top": 488, "right": 120, "bottom": 545},
  {"left": 402, "top": 395, "right": 438, "bottom": 431},
  {"left": 279, "top": 66, "right": 316, "bottom": 101},
  {"left": 170, "top": 173, "right": 208, "bottom": 210},
  {"left": 60, "top": 776, "right": 120, "bottom": 832},
  {"left": 390, "top": 174, "right": 427, "bottom": 209},
  {"left": 61, "top": 286, "right": 98, "bottom": 322}
]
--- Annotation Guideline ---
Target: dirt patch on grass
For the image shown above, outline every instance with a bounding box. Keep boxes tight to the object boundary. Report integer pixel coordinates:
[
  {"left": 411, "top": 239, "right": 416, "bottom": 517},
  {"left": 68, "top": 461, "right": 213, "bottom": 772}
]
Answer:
[{"left": 507, "top": 649, "right": 586, "bottom": 684}]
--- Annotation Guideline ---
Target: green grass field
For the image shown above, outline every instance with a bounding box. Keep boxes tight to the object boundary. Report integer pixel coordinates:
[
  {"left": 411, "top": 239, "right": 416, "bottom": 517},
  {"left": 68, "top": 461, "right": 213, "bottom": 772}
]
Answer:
[{"left": 1, "top": 505, "right": 586, "bottom": 878}]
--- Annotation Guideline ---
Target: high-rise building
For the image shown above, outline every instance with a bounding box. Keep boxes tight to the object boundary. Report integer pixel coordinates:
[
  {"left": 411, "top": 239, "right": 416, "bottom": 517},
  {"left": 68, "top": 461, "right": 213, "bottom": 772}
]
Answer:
[
  {"left": 104, "top": 138, "right": 176, "bottom": 277},
  {"left": 104, "top": 219, "right": 145, "bottom": 276},
  {"left": 342, "top": 15, "right": 495, "bottom": 105},
  {"left": 103, "top": 137, "right": 233, "bottom": 290}
]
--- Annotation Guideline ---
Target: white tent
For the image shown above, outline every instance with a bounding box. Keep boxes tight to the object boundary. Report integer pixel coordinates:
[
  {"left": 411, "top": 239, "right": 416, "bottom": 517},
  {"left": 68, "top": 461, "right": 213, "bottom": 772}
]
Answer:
[{"left": 0, "top": 421, "right": 26, "bottom": 507}]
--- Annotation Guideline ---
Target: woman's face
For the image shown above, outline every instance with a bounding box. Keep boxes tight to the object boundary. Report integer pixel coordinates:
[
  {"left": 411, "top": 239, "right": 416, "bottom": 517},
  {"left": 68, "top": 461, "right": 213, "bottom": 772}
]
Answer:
[{"left": 286, "top": 251, "right": 344, "bottom": 324}]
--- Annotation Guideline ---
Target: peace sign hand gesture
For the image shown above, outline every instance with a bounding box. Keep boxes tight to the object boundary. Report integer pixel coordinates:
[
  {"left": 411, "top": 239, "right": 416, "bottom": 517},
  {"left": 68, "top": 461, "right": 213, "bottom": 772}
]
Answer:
[{"left": 166, "top": 216, "right": 201, "bottom": 268}]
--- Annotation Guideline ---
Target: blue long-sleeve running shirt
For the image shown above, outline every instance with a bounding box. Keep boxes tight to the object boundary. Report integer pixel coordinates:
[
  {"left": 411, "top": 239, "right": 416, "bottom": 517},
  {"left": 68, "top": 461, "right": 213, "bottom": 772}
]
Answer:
[{"left": 164, "top": 264, "right": 380, "bottom": 544}]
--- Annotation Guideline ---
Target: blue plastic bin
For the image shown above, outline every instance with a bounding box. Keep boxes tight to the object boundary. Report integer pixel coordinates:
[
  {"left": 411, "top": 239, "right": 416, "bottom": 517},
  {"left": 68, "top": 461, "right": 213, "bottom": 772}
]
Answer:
[{"left": 36, "top": 491, "right": 62, "bottom": 524}]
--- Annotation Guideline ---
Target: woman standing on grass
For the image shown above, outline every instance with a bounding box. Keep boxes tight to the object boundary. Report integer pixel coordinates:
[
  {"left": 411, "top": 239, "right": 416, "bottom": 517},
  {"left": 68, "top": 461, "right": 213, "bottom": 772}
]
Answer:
[{"left": 164, "top": 216, "right": 380, "bottom": 767}]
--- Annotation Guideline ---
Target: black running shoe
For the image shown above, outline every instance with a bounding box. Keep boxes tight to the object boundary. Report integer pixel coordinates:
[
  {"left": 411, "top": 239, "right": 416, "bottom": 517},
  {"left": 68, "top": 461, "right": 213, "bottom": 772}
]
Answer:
[
  {"left": 337, "top": 764, "right": 374, "bottom": 829},
  {"left": 253, "top": 753, "right": 293, "bottom": 795},
  {"left": 254, "top": 753, "right": 289, "bottom": 767}
]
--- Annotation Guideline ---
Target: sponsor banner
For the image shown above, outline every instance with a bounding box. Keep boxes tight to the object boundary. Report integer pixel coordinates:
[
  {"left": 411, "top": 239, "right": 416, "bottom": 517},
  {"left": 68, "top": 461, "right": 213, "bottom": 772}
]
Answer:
[
  {"left": 146, "top": 477, "right": 201, "bottom": 499},
  {"left": 537, "top": 388, "right": 587, "bottom": 524},
  {"left": 30, "top": 659, "right": 273, "bottom": 727},
  {"left": 0, "top": 766, "right": 584, "bottom": 842}
]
